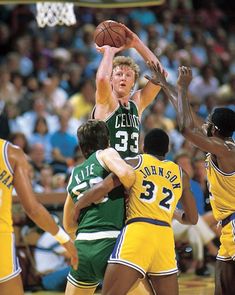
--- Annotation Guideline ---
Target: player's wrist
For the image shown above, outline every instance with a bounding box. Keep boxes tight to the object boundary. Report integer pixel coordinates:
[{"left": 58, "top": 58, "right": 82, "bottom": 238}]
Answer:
[{"left": 53, "top": 226, "right": 70, "bottom": 244}]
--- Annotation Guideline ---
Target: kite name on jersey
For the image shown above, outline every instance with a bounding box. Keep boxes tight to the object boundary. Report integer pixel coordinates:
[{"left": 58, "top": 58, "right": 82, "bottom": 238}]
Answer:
[
  {"left": 71, "top": 163, "right": 98, "bottom": 196},
  {"left": 74, "top": 164, "right": 95, "bottom": 184},
  {"left": 139, "top": 165, "right": 181, "bottom": 189}
]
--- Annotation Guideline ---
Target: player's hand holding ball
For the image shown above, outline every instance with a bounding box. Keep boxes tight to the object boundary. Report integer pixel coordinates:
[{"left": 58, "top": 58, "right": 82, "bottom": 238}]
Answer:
[{"left": 94, "top": 20, "right": 139, "bottom": 54}]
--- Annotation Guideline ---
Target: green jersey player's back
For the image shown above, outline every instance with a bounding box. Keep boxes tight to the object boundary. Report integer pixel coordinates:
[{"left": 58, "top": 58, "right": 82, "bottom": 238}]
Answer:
[
  {"left": 67, "top": 151, "right": 125, "bottom": 235},
  {"left": 105, "top": 101, "right": 140, "bottom": 158}
]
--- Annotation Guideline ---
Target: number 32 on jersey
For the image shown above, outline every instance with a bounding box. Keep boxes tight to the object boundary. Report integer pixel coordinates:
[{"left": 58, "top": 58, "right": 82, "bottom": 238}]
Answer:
[{"left": 140, "top": 180, "right": 174, "bottom": 211}]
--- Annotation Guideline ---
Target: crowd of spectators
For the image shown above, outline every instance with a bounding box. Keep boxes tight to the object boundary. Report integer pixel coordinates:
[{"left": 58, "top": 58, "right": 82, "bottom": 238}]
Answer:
[{"left": 0, "top": 0, "right": 234, "bottom": 283}]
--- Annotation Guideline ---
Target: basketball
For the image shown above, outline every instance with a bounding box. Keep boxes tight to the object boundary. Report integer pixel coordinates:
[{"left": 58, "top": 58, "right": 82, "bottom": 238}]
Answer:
[{"left": 94, "top": 20, "right": 126, "bottom": 48}]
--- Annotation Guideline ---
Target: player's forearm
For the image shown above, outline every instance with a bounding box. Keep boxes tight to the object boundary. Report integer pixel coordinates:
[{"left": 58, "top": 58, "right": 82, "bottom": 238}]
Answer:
[
  {"left": 134, "top": 38, "right": 159, "bottom": 64},
  {"left": 177, "top": 85, "right": 195, "bottom": 132},
  {"left": 161, "top": 82, "right": 178, "bottom": 110},
  {"left": 96, "top": 49, "right": 115, "bottom": 82},
  {"left": 75, "top": 174, "right": 120, "bottom": 210},
  {"left": 118, "top": 168, "right": 135, "bottom": 189},
  {"left": 25, "top": 202, "right": 59, "bottom": 235}
]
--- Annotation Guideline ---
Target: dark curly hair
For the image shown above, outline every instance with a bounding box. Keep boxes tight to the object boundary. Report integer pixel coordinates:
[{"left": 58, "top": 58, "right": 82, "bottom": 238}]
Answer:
[
  {"left": 211, "top": 107, "right": 235, "bottom": 137},
  {"left": 77, "top": 120, "right": 109, "bottom": 159}
]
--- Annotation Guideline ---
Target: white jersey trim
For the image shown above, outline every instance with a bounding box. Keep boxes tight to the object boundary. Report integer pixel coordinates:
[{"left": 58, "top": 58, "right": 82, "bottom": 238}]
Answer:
[
  {"left": 2, "top": 141, "right": 14, "bottom": 175},
  {"left": 209, "top": 155, "right": 235, "bottom": 176},
  {"left": 76, "top": 230, "right": 120, "bottom": 240},
  {"left": 133, "top": 154, "right": 143, "bottom": 170},
  {"left": 216, "top": 255, "right": 234, "bottom": 261},
  {"left": 108, "top": 259, "right": 145, "bottom": 278},
  {"left": 104, "top": 103, "right": 121, "bottom": 122}
]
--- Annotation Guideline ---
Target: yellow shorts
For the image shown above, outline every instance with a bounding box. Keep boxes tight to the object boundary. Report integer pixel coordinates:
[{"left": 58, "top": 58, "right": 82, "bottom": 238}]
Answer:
[
  {"left": 109, "top": 221, "right": 178, "bottom": 277},
  {"left": 217, "top": 219, "right": 235, "bottom": 261},
  {"left": 0, "top": 232, "right": 21, "bottom": 283}
]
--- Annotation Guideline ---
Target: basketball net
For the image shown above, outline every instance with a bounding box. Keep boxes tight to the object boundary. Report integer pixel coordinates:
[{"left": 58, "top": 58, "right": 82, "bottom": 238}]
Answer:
[{"left": 36, "top": 2, "right": 76, "bottom": 28}]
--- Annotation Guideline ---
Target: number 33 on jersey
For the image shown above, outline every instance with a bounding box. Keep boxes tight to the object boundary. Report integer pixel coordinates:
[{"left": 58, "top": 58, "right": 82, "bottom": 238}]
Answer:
[
  {"left": 105, "top": 101, "right": 140, "bottom": 158},
  {"left": 127, "top": 154, "right": 183, "bottom": 225}
]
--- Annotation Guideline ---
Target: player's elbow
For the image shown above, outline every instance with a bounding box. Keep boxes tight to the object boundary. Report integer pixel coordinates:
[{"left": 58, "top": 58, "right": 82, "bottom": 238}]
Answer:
[{"left": 96, "top": 74, "right": 110, "bottom": 85}]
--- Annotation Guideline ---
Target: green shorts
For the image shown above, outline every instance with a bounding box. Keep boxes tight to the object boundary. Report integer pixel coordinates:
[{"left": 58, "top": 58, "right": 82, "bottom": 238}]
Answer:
[{"left": 67, "top": 238, "right": 116, "bottom": 289}]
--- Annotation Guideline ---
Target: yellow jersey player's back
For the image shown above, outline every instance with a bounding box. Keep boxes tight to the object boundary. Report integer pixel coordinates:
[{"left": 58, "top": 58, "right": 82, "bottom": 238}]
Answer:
[
  {"left": 0, "top": 139, "right": 14, "bottom": 234},
  {"left": 127, "top": 154, "right": 183, "bottom": 225},
  {"left": 102, "top": 128, "right": 197, "bottom": 294}
]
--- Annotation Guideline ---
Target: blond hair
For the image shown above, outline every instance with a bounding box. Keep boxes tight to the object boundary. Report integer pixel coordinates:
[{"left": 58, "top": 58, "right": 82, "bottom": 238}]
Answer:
[{"left": 113, "top": 56, "right": 140, "bottom": 81}]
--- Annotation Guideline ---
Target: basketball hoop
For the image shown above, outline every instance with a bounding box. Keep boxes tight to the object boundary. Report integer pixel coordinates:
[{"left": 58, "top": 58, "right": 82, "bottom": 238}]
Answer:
[{"left": 36, "top": 2, "right": 76, "bottom": 28}]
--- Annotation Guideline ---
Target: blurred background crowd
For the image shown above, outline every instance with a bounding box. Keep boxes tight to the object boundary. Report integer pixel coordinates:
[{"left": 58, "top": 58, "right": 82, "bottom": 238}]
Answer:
[{"left": 0, "top": 0, "right": 234, "bottom": 288}]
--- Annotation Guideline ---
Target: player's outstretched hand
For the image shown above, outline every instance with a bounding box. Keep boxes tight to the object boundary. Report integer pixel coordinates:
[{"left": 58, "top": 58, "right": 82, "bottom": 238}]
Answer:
[
  {"left": 62, "top": 240, "right": 78, "bottom": 270},
  {"left": 145, "top": 61, "right": 168, "bottom": 87},
  {"left": 177, "top": 66, "right": 192, "bottom": 88}
]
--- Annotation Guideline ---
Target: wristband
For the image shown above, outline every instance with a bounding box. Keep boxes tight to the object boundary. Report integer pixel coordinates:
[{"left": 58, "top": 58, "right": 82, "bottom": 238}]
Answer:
[{"left": 53, "top": 226, "right": 70, "bottom": 244}]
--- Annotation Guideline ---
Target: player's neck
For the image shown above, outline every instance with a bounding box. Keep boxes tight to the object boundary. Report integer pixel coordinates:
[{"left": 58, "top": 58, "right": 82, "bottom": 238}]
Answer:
[
  {"left": 149, "top": 153, "right": 165, "bottom": 161},
  {"left": 115, "top": 94, "right": 130, "bottom": 106}
]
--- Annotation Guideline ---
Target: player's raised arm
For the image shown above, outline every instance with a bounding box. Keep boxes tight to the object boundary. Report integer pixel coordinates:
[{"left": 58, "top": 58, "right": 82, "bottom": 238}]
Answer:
[
  {"left": 177, "top": 67, "right": 235, "bottom": 157},
  {"left": 145, "top": 61, "right": 178, "bottom": 110},
  {"left": 95, "top": 45, "right": 124, "bottom": 107},
  {"left": 10, "top": 144, "right": 78, "bottom": 269},
  {"left": 145, "top": 62, "right": 204, "bottom": 128},
  {"left": 120, "top": 24, "right": 164, "bottom": 114}
]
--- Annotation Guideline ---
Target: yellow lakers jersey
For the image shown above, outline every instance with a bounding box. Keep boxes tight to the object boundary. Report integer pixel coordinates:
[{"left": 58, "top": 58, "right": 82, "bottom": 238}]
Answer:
[
  {"left": 205, "top": 153, "right": 235, "bottom": 221},
  {"left": 0, "top": 139, "right": 14, "bottom": 233},
  {"left": 127, "top": 154, "right": 183, "bottom": 225}
]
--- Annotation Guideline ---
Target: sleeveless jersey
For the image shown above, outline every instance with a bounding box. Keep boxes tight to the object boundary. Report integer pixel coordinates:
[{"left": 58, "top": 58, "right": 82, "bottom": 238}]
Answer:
[
  {"left": 105, "top": 101, "right": 140, "bottom": 158},
  {"left": 0, "top": 139, "right": 14, "bottom": 233},
  {"left": 67, "top": 151, "right": 125, "bottom": 234},
  {"left": 205, "top": 153, "right": 235, "bottom": 221},
  {"left": 127, "top": 154, "right": 183, "bottom": 225}
]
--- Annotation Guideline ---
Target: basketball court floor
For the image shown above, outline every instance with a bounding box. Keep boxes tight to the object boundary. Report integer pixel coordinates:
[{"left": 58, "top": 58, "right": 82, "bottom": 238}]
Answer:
[{"left": 25, "top": 273, "right": 215, "bottom": 295}]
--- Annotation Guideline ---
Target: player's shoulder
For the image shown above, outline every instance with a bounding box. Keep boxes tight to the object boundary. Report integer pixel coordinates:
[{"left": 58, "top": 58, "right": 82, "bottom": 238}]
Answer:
[
  {"left": 5, "top": 141, "right": 21, "bottom": 154},
  {"left": 5, "top": 141, "right": 26, "bottom": 170},
  {"left": 101, "top": 147, "right": 119, "bottom": 157}
]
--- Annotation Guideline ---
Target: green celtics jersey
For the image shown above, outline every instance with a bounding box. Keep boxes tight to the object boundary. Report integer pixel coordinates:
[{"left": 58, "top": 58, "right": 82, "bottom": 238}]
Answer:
[
  {"left": 105, "top": 100, "right": 140, "bottom": 158},
  {"left": 67, "top": 151, "right": 125, "bottom": 234}
]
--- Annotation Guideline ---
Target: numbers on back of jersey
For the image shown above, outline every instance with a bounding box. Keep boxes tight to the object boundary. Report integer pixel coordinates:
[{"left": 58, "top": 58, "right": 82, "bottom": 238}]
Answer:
[
  {"left": 115, "top": 131, "right": 138, "bottom": 153},
  {"left": 140, "top": 180, "right": 174, "bottom": 211},
  {"left": 72, "top": 177, "right": 108, "bottom": 203}
]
